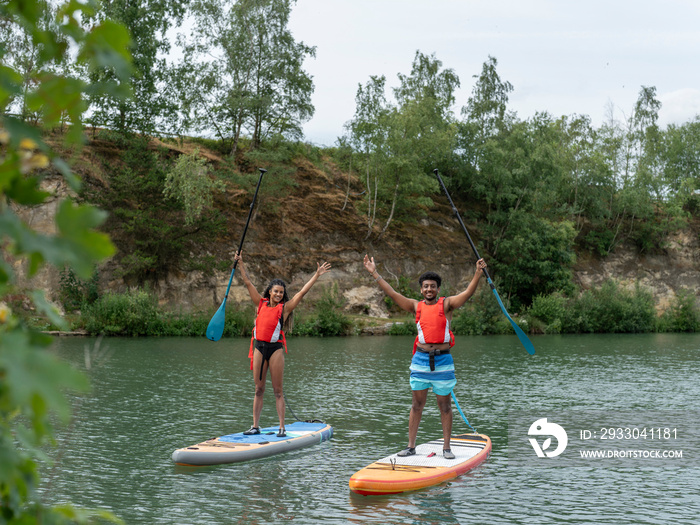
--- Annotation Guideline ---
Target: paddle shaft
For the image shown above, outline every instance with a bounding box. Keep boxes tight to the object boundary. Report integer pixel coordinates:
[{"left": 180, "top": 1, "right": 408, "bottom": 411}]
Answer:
[
  {"left": 432, "top": 168, "right": 535, "bottom": 355},
  {"left": 432, "top": 169, "right": 493, "bottom": 283},
  {"left": 223, "top": 167, "right": 267, "bottom": 299}
]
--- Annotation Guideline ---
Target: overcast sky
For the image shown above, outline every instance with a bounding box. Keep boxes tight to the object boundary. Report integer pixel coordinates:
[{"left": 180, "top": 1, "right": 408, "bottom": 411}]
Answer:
[{"left": 287, "top": 0, "right": 700, "bottom": 147}]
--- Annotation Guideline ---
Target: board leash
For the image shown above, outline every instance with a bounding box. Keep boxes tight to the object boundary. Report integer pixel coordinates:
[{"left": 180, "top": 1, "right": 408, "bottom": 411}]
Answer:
[
  {"left": 284, "top": 394, "right": 325, "bottom": 424},
  {"left": 283, "top": 393, "right": 302, "bottom": 421},
  {"left": 451, "top": 391, "right": 477, "bottom": 433}
]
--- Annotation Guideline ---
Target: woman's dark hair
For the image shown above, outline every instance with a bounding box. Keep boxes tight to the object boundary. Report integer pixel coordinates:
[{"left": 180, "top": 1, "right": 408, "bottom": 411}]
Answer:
[
  {"left": 263, "top": 278, "right": 292, "bottom": 330},
  {"left": 418, "top": 271, "right": 442, "bottom": 288},
  {"left": 263, "top": 278, "right": 290, "bottom": 303}
]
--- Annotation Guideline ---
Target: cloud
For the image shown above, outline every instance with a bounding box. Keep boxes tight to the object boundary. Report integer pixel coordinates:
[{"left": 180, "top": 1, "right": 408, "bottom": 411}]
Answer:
[
  {"left": 659, "top": 89, "right": 700, "bottom": 126},
  {"left": 287, "top": 0, "right": 700, "bottom": 144}
]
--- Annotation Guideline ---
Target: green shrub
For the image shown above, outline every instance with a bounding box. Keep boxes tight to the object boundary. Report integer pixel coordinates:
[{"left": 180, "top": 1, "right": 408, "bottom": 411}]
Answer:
[
  {"left": 81, "top": 291, "right": 255, "bottom": 337},
  {"left": 452, "top": 285, "right": 510, "bottom": 335},
  {"left": 451, "top": 305, "right": 488, "bottom": 335},
  {"left": 629, "top": 205, "right": 688, "bottom": 255},
  {"left": 527, "top": 292, "right": 570, "bottom": 333},
  {"left": 189, "top": 135, "right": 233, "bottom": 156},
  {"left": 83, "top": 289, "right": 162, "bottom": 336},
  {"left": 529, "top": 292, "right": 567, "bottom": 325},
  {"left": 560, "top": 289, "right": 596, "bottom": 333},
  {"left": 246, "top": 135, "right": 323, "bottom": 165},
  {"left": 493, "top": 215, "right": 576, "bottom": 309},
  {"left": 543, "top": 318, "right": 562, "bottom": 334},
  {"left": 560, "top": 280, "right": 655, "bottom": 333},
  {"left": 522, "top": 313, "right": 546, "bottom": 334},
  {"left": 155, "top": 306, "right": 253, "bottom": 337},
  {"left": 293, "top": 285, "right": 352, "bottom": 336},
  {"left": 460, "top": 280, "right": 659, "bottom": 335},
  {"left": 85, "top": 135, "right": 227, "bottom": 284},
  {"left": 59, "top": 267, "right": 100, "bottom": 312},
  {"left": 222, "top": 306, "right": 255, "bottom": 337},
  {"left": 581, "top": 228, "right": 615, "bottom": 256},
  {"left": 388, "top": 319, "right": 417, "bottom": 335},
  {"left": 658, "top": 289, "right": 700, "bottom": 332},
  {"left": 158, "top": 311, "right": 208, "bottom": 337},
  {"left": 492, "top": 317, "right": 520, "bottom": 335},
  {"left": 163, "top": 148, "right": 226, "bottom": 226},
  {"left": 590, "top": 280, "right": 655, "bottom": 333}
]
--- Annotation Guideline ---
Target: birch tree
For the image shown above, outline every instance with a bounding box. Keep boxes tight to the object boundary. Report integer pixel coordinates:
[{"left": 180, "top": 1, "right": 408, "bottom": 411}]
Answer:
[
  {"left": 177, "top": 0, "right": 315, "bottom": 155},
  {"left": 347, "top": 75, "right": 389, "bottom": 238}
]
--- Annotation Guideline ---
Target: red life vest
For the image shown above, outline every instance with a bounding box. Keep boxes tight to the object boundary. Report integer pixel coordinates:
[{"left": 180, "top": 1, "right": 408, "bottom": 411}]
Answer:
[
  {"left": 248, "top": 299, "right": 287, "bottom": 369},
  {"left": 413, "top": 297, "right": 455, "bottom": 354}
]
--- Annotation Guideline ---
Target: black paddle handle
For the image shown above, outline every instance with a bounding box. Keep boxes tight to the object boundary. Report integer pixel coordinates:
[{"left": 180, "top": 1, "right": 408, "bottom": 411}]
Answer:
[
  {"left": 232, "top": 167, "right": 267, "bottom": 271},
  {"left": 433, "top": 169, "right": 494, "bottom": 284}
]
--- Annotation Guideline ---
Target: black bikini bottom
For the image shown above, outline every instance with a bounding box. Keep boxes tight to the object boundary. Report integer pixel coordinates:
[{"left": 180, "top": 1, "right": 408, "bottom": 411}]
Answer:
[{"left": 254, "top": 340, "right": 284, "bottom": 380}]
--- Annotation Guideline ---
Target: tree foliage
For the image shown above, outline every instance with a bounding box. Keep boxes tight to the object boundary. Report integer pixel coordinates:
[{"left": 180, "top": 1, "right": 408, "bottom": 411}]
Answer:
[
  {"left": 4, "top": 0, "right": 700, "bottom": 341},
  {"left": 84, "top": 135, "right": 227, "bottom": 284},
  {"left": 0, "top": 0, "right": 65, "bottom": 122},
  {"left": 346, "top": 74, "right": 389, "bottom": 237},
  {"left": 0, "top": 0, "right": 130, "bottom": 521},
  {"left": 176, "top": 0, "right": 315, "bottom": 155},
  {"left": 163, "top": 148, "right": 225, "bottom": 225},
  {"left": 346, "top": 51, "right": 459, "bottom": 239},
  {"left": 85, "top": 0, "right": 188, "bottom": 134}
]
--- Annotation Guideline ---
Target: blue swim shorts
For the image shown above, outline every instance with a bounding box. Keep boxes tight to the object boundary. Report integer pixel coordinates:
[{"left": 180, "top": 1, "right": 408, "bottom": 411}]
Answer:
[{"left": 409, "top": 351, "right": 456, "bottom": 396}]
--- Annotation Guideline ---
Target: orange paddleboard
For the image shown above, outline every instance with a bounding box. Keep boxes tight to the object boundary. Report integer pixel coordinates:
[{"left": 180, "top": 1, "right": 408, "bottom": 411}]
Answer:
[{"left": 349, "top": 434, "right": 491, "bottom": 496}]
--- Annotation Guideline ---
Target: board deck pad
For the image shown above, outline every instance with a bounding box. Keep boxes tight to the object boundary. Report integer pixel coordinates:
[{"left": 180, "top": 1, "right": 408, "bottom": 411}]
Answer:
[
  {"left": 349, "top": 433, "right": 491, "bottom": 495},
  {"left": 172, "top": 421, "right": 333, "bottom": 466},
  {"left": 379, "top": 436, "right": 486, "bottom": 467}
]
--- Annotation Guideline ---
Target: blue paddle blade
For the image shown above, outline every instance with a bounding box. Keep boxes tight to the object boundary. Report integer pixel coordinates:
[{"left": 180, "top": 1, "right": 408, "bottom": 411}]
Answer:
[
  {"left": 507, "top": 311, "right": 536, "bottom": 355},
  {"left": 488, "top": 279, "right": 536, "bottom": 355},
  {"left": 206, "top": 298, "right": 228, "bottom": 342}
]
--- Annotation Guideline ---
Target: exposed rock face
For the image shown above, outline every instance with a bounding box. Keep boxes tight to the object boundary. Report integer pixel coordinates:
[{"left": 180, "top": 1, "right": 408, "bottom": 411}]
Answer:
[
  {"left": 342, "top": 285, "right": 385, "bottom": 317},
  {"left": 574, "top": 230, "right": 700, "bottom": 311},
  {"left": 10, "top": 164, "right": 700, "bottom": 318},
  {"left": 10, "top": 173, "right": 69, "bottom": 310}
]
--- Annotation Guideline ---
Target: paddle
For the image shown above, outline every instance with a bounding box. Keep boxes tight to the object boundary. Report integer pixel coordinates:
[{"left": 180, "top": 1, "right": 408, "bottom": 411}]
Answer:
[
  {"left": 451, "top": 391, "right": 477, "bottom": 433},
  {"left": 206, "top": 167, "right": 267, "bottom": 342},
  {"left": 433, "top": 169, "right": 535, "bottom": 355}
]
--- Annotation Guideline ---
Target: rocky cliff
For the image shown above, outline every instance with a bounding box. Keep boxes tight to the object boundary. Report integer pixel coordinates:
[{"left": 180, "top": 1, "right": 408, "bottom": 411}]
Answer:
[{"left": 12, "top": 141, "right": 700, "bottom": 319}]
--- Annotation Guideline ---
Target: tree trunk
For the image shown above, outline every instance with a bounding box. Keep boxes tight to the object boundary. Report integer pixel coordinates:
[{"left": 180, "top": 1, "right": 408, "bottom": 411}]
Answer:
[
  {"left": 341, "top": 154, "right": 351, "bottom": 211},
  {"left": 377, "top": 178, "right": 400, "bottom": 240},
  {"left": 230, "top": 109, "right": 245, "bottom": 159},
  {"left": 364, "top": 154, "right": 375, "bottom": 239}
]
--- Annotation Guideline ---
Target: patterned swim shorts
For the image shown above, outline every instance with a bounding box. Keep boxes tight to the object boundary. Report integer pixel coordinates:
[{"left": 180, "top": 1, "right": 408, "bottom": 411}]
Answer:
[{"left": 409, "top": 351, "right": 456, "bottom": 396}]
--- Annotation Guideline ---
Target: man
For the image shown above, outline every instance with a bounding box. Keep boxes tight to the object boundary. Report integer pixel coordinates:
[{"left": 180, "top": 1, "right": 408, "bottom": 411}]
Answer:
[{"left": 363, "top": 254, "right": 487, "bottom": 459}]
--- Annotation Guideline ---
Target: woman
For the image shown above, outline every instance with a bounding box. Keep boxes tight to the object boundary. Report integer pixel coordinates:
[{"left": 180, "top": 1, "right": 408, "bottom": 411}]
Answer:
[{"left": 235, "top": 252, "right": 331, "bottom": 437}]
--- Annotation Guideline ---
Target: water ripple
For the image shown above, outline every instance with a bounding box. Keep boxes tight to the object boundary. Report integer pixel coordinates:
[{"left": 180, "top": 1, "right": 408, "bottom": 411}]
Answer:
[{"left": 41, "top": 334, "right": 700, "bottom": 524}]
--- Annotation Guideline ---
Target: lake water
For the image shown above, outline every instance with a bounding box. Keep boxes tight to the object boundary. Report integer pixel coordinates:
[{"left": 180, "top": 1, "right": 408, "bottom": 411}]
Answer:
[{"left": 43, "top": 334, "right": 700, "bottom": 524}]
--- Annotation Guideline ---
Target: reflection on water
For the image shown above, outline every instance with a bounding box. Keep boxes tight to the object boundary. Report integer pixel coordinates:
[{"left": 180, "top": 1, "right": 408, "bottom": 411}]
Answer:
[
  {"left": 42, "top": 334, "right": 700, "bottom": 524},
  {"left": 349, "top": 486, "right": 462, "bottom": 525}
]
